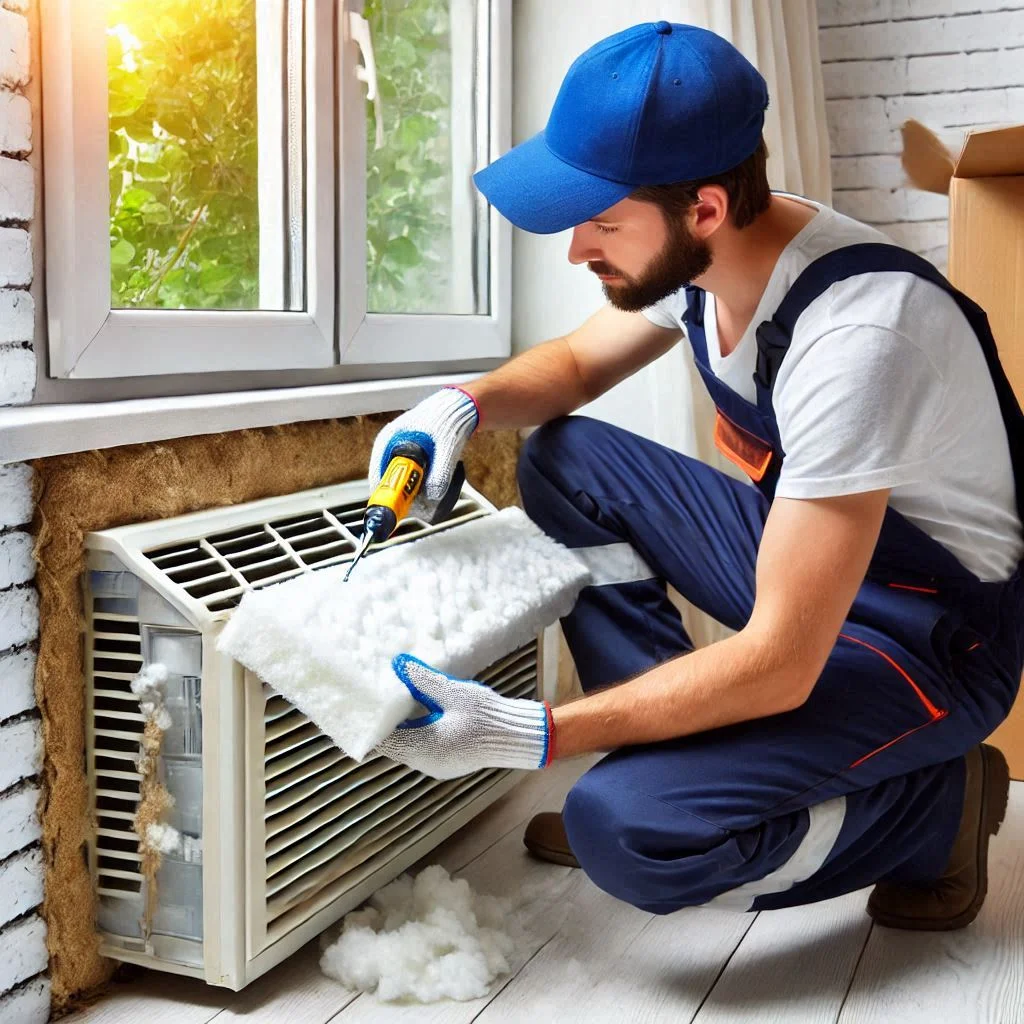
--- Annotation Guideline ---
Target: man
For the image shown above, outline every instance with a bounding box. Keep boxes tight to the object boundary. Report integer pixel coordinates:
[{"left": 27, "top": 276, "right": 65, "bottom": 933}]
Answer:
[{"left": 371, "top": 22, "right": 1024, "bottom": 929}]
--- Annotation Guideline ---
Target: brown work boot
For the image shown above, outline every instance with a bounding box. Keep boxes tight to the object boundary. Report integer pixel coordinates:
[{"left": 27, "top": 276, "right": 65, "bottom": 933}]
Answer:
[
  {"left": 523, "top": 811, "right": 580, "bottom": 868},
  {"left": 867, "top": 743, "right": 1010, "bottom": 931}
]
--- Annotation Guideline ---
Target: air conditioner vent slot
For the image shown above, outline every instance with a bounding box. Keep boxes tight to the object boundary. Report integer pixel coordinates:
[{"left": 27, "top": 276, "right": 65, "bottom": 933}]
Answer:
[
  {"left": 257, "top": 639, "right": 540, "bottom": 940},
  {"left": 89, "top": 601, "right": 144, "bottom": 901},
  {"left": 139, "top": 492, "right": 490, "bottom": 612}
]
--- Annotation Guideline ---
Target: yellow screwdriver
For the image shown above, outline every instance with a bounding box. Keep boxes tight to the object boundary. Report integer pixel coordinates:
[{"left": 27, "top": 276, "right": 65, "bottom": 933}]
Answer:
[{"left": 343, "top": 440, "right": 466, "bottom": 582}]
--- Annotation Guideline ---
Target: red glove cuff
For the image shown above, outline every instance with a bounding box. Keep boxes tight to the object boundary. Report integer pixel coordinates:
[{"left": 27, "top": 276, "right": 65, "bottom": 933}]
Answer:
[{"left": 542, "top": 701, "right": 557, "bottom": 767}]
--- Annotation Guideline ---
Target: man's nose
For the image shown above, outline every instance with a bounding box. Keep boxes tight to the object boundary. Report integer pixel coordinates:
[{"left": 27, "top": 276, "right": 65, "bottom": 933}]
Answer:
[{"left": 568, "top": 225, "right": 601, "bottom": 266}]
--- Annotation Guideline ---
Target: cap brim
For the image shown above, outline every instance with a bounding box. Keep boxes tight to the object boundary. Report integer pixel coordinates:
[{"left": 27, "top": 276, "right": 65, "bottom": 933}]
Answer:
[{"left": 474, "top": 132, "right": 634, "bottom": 234}]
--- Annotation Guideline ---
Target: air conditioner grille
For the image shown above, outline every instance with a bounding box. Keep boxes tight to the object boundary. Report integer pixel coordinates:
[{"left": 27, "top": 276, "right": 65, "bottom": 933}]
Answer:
[
  {"left": 260, "top": 639, "right": 540, "bottom": 938},
  {"left": 89, "top": 606, "right": 144, "bottom": 899},
  {"left": 142, "top": 495, "right": 489, "bottom": 612}
]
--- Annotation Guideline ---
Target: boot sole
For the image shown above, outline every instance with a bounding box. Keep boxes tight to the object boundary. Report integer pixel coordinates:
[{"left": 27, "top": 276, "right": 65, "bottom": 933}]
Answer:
[
  {"left": 868, "top": 744, "right": 1010, "bottom": 932},
  {"left": 522, "top": 838, "right": 580, "bottom": 869}
]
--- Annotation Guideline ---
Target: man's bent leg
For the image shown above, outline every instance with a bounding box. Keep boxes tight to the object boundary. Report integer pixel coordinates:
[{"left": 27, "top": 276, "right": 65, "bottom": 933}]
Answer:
[
  {"left": 518, "top": 416, "right": 767, "bottom": 690},
  {"left": 563, "top": 753, "right": 965, "bottom": 914},
  {"left": 561, "top": 619, "right": 998, "bottom": 919}
]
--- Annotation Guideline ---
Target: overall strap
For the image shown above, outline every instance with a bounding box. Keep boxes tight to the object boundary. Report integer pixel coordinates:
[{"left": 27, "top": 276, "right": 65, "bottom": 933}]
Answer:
[
  {"left": 683, "top": 285, "right": 710, "bottom": 366},
  {"left": 753, "top": 241, "right": 1024, "bottom": 520}
]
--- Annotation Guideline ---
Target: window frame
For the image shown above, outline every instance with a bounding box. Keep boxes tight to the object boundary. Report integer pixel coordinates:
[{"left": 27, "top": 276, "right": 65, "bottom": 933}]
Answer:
[
  {"left": 41, "top": 0, "right": 337, "bottom": 380},
  {"left": 338, "top": 0, "right": 512, "bottom": 366},
  {"left": 40, "top": 0, "right": 511, "bottom": 385}
]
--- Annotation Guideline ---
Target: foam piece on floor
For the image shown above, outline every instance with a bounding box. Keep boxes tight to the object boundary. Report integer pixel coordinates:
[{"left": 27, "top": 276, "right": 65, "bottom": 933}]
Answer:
[
  {"left": 217, "top": 507, "right": 591, "bottom": 759},
  {"left": 319, "top": 865, "right": 517, "bottom": 1002}
]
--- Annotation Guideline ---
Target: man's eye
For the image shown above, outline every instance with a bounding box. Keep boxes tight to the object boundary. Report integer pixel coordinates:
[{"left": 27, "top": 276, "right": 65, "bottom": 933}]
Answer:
[{"left": 594, "top": 224, "right": 617, "bottom": 234}]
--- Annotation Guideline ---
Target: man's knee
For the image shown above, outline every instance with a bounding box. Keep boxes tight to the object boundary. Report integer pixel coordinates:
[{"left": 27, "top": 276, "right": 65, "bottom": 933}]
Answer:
[
  {"left": 562, "top": 761, "right": 730, "bottom": 914},
  {"left": 518, "top": 416, "right": 597, "bottom": 498},
  {"left": 517, "top": 418, "right": 608, "bottom": 538}
]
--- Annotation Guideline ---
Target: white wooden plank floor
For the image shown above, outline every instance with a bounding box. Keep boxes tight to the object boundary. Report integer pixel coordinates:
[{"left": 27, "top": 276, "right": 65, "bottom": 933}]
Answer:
[{"left": 65, "top": 762, "right": 1024, "bottom": 1024}]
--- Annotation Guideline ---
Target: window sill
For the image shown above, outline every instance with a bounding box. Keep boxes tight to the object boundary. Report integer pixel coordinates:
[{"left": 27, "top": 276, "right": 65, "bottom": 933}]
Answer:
[{"left": 0, "top": 373, "right": 480, "bottom": 465}]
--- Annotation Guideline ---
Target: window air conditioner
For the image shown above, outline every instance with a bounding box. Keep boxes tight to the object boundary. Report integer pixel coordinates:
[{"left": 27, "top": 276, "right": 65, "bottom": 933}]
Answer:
[{"left": 83, "top": 481, "right": 551, "bottom": 989}]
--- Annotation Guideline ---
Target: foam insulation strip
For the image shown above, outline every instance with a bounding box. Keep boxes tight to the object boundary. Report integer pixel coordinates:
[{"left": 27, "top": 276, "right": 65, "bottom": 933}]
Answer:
[{"left": 218, "top": 507, "right": 592, "bottom": 760}]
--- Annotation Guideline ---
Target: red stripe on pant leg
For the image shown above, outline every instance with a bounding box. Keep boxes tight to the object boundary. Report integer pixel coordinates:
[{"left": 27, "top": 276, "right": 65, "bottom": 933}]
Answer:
[
  {"left": 839, "top": 632, "right": 946, "bottom": 720},
  {"left": 838, "top": 632, "right": 949, "bottom": 769},
  {"left": 848, "top": 713, "right": 949, "bottom": 770}
]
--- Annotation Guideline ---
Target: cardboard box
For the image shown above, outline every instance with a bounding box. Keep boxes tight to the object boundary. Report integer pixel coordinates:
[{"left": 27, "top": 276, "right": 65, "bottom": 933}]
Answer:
[{"left": 902, "top": 120, "right": 1024, "bottom": 777}]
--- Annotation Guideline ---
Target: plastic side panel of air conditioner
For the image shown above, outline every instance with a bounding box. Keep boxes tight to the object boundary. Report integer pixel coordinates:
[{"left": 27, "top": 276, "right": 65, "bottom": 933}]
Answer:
[{"left": 202, "top": 635, "right": 249, "bottom": 989}]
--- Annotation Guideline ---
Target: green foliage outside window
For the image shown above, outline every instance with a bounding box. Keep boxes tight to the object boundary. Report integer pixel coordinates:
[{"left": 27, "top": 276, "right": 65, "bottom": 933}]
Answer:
[
  {"left": 108, "top": 0, "right": 260, "bottom": 310},
  {"left": 107, "top": 0, "right": 455, "bottom": 314},
  {"left": 365, "top": 0, "right": 454, "bottom": 314}
]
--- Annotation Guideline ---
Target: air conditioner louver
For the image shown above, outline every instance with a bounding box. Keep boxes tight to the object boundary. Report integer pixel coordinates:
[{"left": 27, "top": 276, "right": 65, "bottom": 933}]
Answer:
[
  {"left": 89, "top": 606, "right": 145, "bottom": 904},
  {"left": 143, "top": 496, "right": 489, "bottom": 613},
  {"left": 84, "top": 481, "right": 550, "bottom": 988},
  {"left": 255, "top": 637, "right": 540, "bottom": 945}
]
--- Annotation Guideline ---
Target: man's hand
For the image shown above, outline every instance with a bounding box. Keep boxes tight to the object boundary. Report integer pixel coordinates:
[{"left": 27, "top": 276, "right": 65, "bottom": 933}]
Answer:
[
  {"left": 368, "top": 388, "right": 479, "bottom": 520},
  {"left": 376, "top": 655, "right": 553, "bottom": 780}
]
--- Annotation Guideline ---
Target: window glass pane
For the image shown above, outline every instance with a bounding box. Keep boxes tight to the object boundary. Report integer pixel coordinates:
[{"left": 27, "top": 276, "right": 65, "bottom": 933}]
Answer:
[
  {"left": 107, "top": 0, "right": 304, "bottom": 311},
  {"left": 366, "top": 0, "right": 489, "bottom": 315}
]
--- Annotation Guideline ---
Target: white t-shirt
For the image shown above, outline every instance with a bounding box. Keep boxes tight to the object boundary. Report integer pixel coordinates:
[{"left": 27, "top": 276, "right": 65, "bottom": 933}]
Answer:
[{"left": 643, "top": 198, "right": 1024, "bottom": 582}]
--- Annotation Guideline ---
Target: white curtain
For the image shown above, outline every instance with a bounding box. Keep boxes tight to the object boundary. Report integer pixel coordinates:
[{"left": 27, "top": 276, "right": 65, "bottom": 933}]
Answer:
[{"left": 647, "top": 0, "right": 832, "bottom": 648}]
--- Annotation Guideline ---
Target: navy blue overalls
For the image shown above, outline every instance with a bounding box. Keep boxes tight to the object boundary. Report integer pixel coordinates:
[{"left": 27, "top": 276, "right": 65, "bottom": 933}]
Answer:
[{"left": 517, "top": 243, "right": 1024, "bottom": 912}]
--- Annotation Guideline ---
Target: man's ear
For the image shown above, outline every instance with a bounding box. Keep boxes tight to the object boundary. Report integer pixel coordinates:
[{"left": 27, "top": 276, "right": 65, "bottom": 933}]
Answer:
[{"left": 690, "top": 184, "right": 729, "bottom": 239}]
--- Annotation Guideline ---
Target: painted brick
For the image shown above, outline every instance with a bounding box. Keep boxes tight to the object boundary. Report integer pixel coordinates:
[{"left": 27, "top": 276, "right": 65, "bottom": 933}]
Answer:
[
  {"left": 0, "top": 915, "right": 46, "bottom": 994},
  {"left": 905, "top": 48, "right": 1024, "bottom": 97},
  {"left": 0, "top": 718, "right": 40, "bottom": 792},
  {"left": 0, "top": 155, "right": 32, "bottom": 220},
  {"left": 0, "top": 228, "right": 29, "bottom": 286},
  {"left": 0, "top": 649, "right": 35, "bottom": 722},
  {"left": 826, "top": 88, "right": 1024, "bottom": 158},
  {"left": 821, "top": 10, "right": 1024, "bottom": 61},
  {"left": 0, "top": 345, "right": 34, "bottom": 405},
  {"left": 818, "top": 0, "right": 1022, "bottom": 26},
  {"left": 0, "top": 11, "right": 28, "bottom": 90},
  {"left": 0, "top": 288, "right": 31, "bottom": 341},
  {"left": 818, "top": 0, "right": 889, "bottom": 27},
  {"left": 0, "top": 848, "right": 43, "bottom": 928},
  {"left": 0, "top": 464, "right": 31, "bottom": 529},
  {"left": 826, "top": 49, "right": 1024, "bottom": 101},
  {"left": 0, "top": 784, "right": 39, "bottom": 861},
  {"left": 832, "top": 187, "right": 949, "bottom": 224},
  {"left": 823, "top": 57, "right": 907, "bottom": 99},
  {"left": 0, "top": 92, "right": 30, "bottom": 155},
  {"left": 890, "top": 0, "right": 1018, "bottom": 18},
  {"left": 0, "top": 533, "right": 33, "bottom": 590},
  {"left": 831, "top": 154, "right": 907, "bottom": 190},
  {"left": 826, "top": 96, "right": 890, "bottom": 154},
  {"left": 886, "top": 87, "right": 1024, "bottom": 133},
  {"left": 0, "top": 587, "right": 37, "bottom": 656},
  {"left": 0, "top": 975, "right": 49, "bottom": 1024},
  {"left": 877, "top": 218, "right": 950, "bottom": 249}
]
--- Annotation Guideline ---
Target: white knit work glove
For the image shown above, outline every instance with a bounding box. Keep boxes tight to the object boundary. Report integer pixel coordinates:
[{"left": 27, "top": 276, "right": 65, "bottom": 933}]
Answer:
[
  {"left": 376, "top": 655, "right": 554, "bottom": 781},
  {"left": 369, "top": 388, "right": 479, "bottom": 520}
]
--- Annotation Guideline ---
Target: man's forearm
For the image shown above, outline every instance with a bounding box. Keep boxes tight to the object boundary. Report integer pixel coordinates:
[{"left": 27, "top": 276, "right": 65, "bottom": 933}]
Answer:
[
  {"left": 461, "top": 338, "right": 591, "bottom": 430},
  {"left": 551, "top": 626, "right": 813, "bottom": 759}
]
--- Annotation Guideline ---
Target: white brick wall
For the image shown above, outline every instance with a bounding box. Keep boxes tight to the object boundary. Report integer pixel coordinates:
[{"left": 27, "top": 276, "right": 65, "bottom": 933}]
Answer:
[
  {"left": 818, "top": 0, "right": 1024, "bottom": 267},
  {"left": 0, "top": 0, "right": 44, "bottom": 1016}
]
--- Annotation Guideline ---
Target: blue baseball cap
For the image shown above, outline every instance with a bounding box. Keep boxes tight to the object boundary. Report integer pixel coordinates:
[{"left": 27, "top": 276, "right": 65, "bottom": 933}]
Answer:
[{"left": 474, "top": 22, "right": 769, "bottom": 234}]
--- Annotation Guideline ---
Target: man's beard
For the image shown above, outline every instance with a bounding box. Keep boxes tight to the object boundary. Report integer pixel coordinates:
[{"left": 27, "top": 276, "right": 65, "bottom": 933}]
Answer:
[{"left": 591, "top": 218, "right": 712, "bottom": 312}]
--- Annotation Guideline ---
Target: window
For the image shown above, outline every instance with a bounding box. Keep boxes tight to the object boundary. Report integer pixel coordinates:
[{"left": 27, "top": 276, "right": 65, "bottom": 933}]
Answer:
[{"left": 41, "top": 0, "right": 510, "bottom": 381}]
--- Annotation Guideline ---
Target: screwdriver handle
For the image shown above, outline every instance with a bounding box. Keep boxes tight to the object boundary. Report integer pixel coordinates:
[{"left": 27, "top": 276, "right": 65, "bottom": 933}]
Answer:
[{"left": 366, "top": 440, "right": 428, "bottom": 541}]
